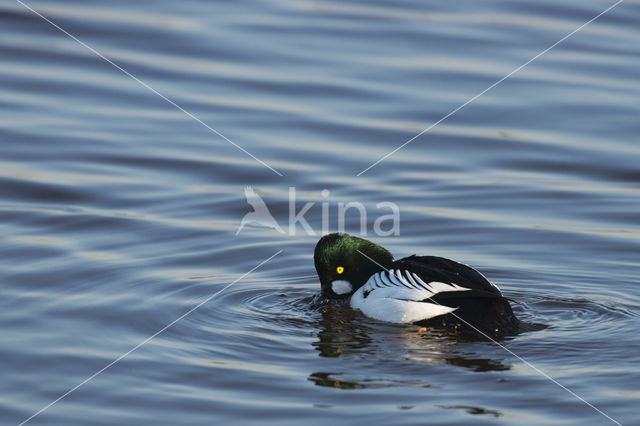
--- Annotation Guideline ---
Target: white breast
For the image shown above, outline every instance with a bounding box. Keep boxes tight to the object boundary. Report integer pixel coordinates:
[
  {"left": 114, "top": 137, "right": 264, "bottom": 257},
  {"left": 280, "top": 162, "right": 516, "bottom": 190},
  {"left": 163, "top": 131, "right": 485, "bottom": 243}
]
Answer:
[{"left": 349, "top": 269, "right": 471, "bottom": 324}]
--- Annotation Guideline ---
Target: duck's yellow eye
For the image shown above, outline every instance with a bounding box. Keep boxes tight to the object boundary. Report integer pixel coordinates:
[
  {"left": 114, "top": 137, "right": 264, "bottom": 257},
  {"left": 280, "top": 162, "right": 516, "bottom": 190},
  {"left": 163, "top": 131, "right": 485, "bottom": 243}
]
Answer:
[{"left": 336, "top": 266, "right": 344, "bottom": 274}]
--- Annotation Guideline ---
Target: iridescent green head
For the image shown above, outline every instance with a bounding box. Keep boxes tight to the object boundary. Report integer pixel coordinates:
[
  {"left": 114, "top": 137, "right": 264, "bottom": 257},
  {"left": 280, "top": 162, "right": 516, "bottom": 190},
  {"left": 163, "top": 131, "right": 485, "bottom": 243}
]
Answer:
[{"left": 314, "top": 233, "right": 393, "bottom": 299}]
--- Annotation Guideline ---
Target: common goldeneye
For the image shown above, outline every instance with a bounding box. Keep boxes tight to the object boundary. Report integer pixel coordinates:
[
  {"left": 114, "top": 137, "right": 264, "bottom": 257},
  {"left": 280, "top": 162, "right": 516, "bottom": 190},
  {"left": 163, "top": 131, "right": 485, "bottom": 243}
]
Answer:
[{"left": 314, "top": 233, "right": 520, "bottom": 337}]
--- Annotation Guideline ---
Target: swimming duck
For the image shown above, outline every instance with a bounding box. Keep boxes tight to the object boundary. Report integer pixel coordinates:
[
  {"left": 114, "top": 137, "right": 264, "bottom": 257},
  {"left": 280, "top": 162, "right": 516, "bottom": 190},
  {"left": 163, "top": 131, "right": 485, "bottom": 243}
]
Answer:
[{"left": 314, "top": 233, "right": 520, "bottom": 337}]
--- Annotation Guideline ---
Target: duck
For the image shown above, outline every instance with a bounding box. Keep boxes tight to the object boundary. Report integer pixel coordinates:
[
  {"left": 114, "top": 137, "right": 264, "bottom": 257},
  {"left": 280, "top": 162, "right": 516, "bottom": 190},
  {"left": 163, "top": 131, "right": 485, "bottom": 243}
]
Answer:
[{"left": 314, "top": 233, "right": 521, "bottom": 337}]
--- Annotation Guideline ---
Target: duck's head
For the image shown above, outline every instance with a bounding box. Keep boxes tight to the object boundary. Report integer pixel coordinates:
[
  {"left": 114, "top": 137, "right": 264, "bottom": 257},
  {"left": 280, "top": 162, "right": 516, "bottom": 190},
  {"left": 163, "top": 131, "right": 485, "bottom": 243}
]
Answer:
[{"left": 314, "top": 233, "right": 393, "bottom": 299}]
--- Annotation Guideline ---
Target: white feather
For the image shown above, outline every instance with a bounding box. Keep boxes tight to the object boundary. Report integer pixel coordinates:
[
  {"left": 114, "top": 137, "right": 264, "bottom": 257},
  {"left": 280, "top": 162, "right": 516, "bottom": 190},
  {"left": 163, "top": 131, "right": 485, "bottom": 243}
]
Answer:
[
  {"left": 331, "top": 280, "right": 353, "bottom": 295},
  {"left": 350, "top": 270, "right": 471, "bottom": 324}
]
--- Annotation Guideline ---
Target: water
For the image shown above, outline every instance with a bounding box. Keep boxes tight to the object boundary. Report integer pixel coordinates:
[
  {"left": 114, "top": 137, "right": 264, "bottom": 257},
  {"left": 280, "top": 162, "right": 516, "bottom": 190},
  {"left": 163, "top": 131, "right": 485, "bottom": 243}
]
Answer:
[{"left": 1, "top": 0, "right": 639, "bottom": 424}]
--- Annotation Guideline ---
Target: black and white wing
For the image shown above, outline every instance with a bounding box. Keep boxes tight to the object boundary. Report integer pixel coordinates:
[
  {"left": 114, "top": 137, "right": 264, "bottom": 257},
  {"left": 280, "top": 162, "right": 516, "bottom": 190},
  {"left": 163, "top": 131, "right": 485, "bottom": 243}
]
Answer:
[{"left": 350, "top": 269, "right": 471, "bottom": 323}]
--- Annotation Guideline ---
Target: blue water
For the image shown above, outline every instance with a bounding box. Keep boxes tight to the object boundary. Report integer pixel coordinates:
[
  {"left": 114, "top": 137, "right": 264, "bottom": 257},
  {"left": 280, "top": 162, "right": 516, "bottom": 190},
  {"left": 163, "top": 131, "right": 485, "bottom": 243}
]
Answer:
[{"left": 1, "top": 0, "right": 639, "bottom": 424}]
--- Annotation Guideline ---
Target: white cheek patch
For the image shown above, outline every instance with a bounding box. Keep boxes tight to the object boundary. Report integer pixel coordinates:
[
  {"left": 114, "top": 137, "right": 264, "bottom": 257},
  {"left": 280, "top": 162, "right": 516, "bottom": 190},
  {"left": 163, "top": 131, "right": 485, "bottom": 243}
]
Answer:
[{"left": 331, "top": 280, "right": 353, "bottom": 295}]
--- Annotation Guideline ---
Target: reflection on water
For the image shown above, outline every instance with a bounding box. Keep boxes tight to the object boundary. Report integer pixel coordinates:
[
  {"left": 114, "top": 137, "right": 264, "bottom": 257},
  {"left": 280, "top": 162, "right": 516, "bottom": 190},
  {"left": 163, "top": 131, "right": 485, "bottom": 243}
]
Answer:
[
  {"left": 438, "top": 404, "right": 503, "bottom": 418},
  {"left": 310, "top": 300, "right": 513, "bottom": 389},
  {"left": 312, "top": 302, "right": 375, "bottom": 358},
  {"left": 308, "top": 371, "right": 436, "bottom": 390}
]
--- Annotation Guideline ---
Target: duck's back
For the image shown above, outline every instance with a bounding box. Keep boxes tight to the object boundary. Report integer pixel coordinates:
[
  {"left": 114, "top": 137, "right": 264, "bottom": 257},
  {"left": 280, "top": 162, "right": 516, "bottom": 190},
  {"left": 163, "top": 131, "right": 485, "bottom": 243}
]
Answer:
[
  {"left": 394, "top": 255, "right": 502, "bottom": 295},
  {"left": 393, "top": 255, "right": 520, "bottom": 337}
]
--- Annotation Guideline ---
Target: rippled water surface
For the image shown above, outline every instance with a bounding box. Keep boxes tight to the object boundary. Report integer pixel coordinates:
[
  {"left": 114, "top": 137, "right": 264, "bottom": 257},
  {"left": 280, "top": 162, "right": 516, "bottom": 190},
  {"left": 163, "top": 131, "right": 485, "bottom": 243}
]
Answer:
[{"left": 1, "top": 0, "right": 639, "bottom": 424}]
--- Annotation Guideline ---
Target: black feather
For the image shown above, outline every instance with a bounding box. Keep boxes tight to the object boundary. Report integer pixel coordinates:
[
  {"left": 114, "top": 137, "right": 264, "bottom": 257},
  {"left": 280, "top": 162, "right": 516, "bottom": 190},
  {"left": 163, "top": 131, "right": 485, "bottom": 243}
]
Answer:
[{"left": 393, "top": 255, "right": 520, "bottom": 337}]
